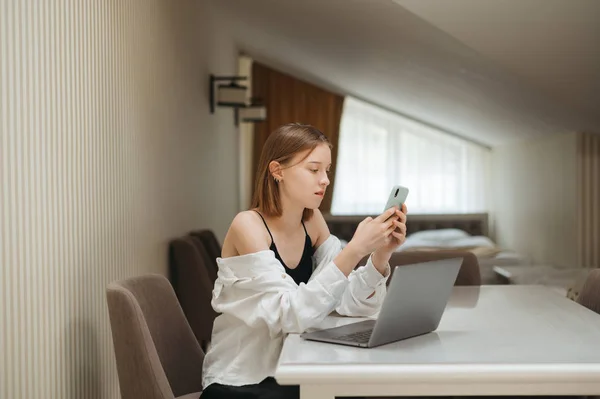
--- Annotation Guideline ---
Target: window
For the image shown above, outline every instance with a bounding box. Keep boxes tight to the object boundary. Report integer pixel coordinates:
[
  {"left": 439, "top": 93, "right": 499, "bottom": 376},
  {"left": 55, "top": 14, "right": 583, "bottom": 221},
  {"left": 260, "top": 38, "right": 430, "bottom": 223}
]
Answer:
[{"left": 331, "top": 97, "right": 491, "bottom": 215}]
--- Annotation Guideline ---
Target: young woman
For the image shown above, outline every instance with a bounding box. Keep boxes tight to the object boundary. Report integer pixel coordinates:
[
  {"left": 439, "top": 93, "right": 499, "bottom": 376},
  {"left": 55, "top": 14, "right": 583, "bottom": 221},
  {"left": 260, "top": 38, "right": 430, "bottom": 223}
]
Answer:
[{"left": 200, "top": 123, "right": 407, "bottom": 399}]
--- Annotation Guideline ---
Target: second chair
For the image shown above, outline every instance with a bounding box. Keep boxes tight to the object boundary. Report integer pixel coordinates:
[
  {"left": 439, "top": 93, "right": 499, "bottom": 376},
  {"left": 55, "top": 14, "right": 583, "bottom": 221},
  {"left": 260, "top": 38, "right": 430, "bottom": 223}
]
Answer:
[{"left": 169, "top": 236, "right": 219, "bottom": 351}]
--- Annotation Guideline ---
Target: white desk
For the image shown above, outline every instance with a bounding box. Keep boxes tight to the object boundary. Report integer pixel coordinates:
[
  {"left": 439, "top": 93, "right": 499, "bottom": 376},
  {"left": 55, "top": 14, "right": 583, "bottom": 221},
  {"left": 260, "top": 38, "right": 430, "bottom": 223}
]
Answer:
[
  {"left": 275, "top": 286, "right": 600, "bottom": 399},
  {"left": 493, "top": 265, "right": 592, "bottom": 297}
]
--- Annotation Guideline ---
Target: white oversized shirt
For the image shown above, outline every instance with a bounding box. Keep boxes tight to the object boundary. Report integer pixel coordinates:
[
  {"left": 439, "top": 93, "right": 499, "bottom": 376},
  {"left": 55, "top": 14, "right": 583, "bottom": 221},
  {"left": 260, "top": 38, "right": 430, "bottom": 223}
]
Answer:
[{"left": 201, "top": 234, "right": 390, "bottom": 388}]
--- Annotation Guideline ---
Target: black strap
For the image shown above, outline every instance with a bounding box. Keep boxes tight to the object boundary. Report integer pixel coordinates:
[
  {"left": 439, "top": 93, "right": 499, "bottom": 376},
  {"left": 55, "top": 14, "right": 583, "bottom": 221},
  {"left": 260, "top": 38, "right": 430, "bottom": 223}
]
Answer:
[
  {"left": 254, "top": 210, "right": 274, "bottom": 244},
  {"left": 255, "top": 210, "right": 309, "bottom": 244}
]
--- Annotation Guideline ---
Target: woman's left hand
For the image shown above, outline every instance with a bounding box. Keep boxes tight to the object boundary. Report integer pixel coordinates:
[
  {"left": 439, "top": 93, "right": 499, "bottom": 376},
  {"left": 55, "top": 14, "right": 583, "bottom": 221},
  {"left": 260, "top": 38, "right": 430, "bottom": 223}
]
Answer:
[
  {"left": 381, "top": 203, "right": 407, "bottom": 253},
  {"left": 371, "top": 204, "right": 407, "bottom": 272}
]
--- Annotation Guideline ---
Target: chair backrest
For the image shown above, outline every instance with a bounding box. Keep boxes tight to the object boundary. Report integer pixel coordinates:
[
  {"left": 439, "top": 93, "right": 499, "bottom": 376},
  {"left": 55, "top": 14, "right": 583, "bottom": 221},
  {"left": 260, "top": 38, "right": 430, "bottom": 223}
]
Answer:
[
  {"left": 189, "top": 229, "right": 221, "bottom": 280},
  {"left": 369, "top": 250, "right": 481, "bottom": 286},
  {"left": 187, "top": 236, "right": 218, "bottom": 284},
  {"left": 577, "top": 269, "right": 600, "bottom": 314},
  {"left": 106, "top": 274, "right": 204, "bottom": 399},
  {"left": 169, "top": 236, "right": 219, "bottom": 349}
]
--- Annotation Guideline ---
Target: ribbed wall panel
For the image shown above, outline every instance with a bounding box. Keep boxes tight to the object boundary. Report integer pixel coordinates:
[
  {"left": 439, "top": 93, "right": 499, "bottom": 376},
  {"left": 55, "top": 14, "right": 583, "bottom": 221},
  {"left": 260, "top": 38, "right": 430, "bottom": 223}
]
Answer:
[
  {"left": 1, "top": 1, "right": 237, "bottom": 397},
  {"left": 578, "top": 132, "right": 600, "bottom": 269}
]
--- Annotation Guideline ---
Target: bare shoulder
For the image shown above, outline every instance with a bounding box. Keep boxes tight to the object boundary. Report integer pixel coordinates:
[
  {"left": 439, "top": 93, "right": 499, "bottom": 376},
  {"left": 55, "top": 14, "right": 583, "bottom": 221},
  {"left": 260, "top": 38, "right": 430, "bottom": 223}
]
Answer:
[
  {"left": 307, "top": 208, "right": 331, "bottom": 249},
  {"left": 222, "top": 211, "right": 270, "bottom": 257}
]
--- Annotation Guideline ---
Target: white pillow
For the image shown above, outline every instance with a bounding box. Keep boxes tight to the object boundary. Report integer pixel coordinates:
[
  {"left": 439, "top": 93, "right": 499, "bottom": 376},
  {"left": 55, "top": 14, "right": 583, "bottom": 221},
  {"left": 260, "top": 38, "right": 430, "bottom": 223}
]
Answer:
[
  {"left": 398, "top": 234, "right": 496, "bottom": 252},
  {"left": 408, "top": 228, "right": 470, "bottom": 243},
  {"left": 449, "top": 235, "right": 496, "bottom": 248}
]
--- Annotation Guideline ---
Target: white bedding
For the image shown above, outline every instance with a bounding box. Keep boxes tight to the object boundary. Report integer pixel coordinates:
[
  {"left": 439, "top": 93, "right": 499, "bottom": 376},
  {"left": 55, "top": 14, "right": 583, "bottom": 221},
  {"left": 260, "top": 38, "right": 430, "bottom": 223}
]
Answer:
[
  {"left": 396, "top": 229, "right": 498, "bottom": 256},
  {"left": 342, "top": 228, "right": 530, "bottom": 281},
  {"left": 397, "top": 234, "right": 496, "bottom": 252},
  {"left": 397, "top": 229, "right": 530, "bottom": 284},
  {"left": 477, "top": 250, "right": 530, "bottom": 267}
]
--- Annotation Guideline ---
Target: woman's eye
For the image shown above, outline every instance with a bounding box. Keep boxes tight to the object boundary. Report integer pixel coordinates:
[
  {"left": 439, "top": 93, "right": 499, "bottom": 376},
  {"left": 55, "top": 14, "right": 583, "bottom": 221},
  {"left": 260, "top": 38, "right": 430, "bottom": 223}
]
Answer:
[{"left": 310, "top": 169, "right": 318, "bottom": 173}]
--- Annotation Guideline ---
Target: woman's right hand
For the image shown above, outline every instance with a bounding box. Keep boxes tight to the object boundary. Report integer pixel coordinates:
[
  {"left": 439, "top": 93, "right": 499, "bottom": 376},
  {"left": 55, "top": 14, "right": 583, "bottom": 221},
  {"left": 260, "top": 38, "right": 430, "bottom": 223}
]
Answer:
[{"left": 347, "top": 207, "right": 401, "bottom": 259}]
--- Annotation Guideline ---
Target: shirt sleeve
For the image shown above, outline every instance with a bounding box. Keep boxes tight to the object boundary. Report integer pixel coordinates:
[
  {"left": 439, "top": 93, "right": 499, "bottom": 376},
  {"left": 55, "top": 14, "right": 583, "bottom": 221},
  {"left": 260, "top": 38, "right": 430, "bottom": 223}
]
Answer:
[
  {"left": 311, "top": 235, "right": 390, "bottom": 317},
  {"left": 335, "top": 254, "right": 390, "bottom": 317},
  {"left": 212, "top": 252, "right": 350, "bottom": 338}
]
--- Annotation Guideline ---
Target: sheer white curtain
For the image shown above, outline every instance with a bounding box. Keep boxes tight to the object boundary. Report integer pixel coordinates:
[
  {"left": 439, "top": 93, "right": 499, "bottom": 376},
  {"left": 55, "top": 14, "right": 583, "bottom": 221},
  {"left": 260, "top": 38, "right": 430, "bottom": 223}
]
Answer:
[{"left": 331, "top": 97, "right": 491, "bottom": 215}]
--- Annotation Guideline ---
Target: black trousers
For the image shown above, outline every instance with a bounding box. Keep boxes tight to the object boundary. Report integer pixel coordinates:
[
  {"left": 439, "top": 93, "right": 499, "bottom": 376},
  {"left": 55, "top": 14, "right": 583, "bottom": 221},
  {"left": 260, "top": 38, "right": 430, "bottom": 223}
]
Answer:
[
  {"left": 200, "top": 377, "right": 369, "bottom": 399},
  {"left": 201, "top": 381, "right": 584, "bottom": 399},
  {"left": 201, "top": 377, "right": 299, "bottom": 399}
]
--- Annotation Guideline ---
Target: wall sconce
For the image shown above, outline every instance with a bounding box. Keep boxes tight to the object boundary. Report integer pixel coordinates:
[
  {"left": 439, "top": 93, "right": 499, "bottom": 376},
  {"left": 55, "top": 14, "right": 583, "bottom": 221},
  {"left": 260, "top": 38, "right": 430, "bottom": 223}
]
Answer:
[
  {"left": 209, "top": 74, "right": 248, "bottom": 113},
  {"left": 210, "top": 74, "right": 267, "bottom": 125},
  {"left": 235, "top": 98, "right": 267, "bottom": 126}
]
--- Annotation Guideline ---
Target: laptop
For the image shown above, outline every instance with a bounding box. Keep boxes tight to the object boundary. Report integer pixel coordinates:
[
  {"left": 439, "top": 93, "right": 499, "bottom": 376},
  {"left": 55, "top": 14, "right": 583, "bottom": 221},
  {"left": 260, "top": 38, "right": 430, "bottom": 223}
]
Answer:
[{"left": 300, "top": 258, "right": 462, "bottom": 348}]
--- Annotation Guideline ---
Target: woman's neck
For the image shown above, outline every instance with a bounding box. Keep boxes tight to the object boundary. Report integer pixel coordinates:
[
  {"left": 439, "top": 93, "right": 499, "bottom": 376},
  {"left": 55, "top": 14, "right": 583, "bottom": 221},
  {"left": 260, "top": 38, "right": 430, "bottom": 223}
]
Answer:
[
  {"left": 274, "top": 210, "right": 304, "bottom": 233},
  {"left": 271, "top": 195, "right": 304, "bottom": 234}
]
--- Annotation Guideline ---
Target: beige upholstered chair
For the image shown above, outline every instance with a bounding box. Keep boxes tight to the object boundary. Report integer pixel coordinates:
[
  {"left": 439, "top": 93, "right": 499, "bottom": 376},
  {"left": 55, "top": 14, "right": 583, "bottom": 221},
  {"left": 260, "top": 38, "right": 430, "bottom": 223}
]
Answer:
[
  {"left": 168, "top": 236, "right": 219, "bottom": 351},
  {"left": 106, "top": 274, "right": 204, "bottom": 399},
  {"left": 188, "top": 229, "right": 221, "bottom": 283}
]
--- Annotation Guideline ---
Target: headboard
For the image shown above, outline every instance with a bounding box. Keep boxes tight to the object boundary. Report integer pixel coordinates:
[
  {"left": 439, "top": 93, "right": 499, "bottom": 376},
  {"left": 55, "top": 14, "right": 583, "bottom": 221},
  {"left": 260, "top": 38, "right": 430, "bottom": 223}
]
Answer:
[{"left": 323, "top": 213, "right": 489, "bottom": 243}]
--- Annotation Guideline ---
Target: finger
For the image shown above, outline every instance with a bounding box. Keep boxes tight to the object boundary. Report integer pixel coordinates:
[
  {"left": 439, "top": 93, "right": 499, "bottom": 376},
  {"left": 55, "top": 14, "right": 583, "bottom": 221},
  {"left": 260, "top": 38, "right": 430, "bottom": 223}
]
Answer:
[
  {"left": 384, "top": 211, "right": 400, "bottom": 225},
  {"left": 393, "top": 224, "right": 405, "bottom": 237},
  {"left": 359, "top": 216, "right": 373, "bottom": 227},
  {"left": 383, "top": 217, "right": 397, "bottom": 231},
  {"left": 390, "top": 220, "right": 406, "bottom": 234},
  {"left": 393, "top": 230, "right": 406, "bottom": 241},
  {"left": 392, "top": 231, "right": 405, "bottom": 242},
  {"left": 385, "top": 223, "right": 397, "bottom": 236},
  {"left": 394, "top": 220, "right": 406, "bottom": 234},
  {"left": 399, "top": 223, "right": 407, "bottom": 235},
  {"left": 401, "top": 203, "right": 407, "bottom": 214},
  {"left": 397, "top": 211, "right": 407, "bottom": 224},
  {"left": 385, "top": 215, "right": 401, "bottom": 232},
  {"left": 375, "top": 207, "right": 398, "bottom": 223}
]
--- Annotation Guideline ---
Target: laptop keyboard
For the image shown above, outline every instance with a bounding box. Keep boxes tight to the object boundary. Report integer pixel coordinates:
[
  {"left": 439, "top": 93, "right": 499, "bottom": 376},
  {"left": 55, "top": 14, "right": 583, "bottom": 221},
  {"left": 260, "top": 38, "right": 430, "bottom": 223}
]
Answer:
[{"left": 333, "top": 329, "right": 373, "bottom": 343}]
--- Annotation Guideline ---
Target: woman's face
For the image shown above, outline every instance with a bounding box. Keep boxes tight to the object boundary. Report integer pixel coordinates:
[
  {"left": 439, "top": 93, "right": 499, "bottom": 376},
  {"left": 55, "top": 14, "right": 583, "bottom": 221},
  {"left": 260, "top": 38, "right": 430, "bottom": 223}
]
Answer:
[{"left": 278, "top": 144, "right": 332, "bottom": 209}]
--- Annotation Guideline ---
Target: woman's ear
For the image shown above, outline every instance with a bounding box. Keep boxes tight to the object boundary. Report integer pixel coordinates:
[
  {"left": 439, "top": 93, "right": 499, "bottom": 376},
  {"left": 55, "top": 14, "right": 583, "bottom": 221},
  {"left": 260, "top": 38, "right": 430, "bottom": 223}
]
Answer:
[{"left": 269, "top": 161, "right": 283, "bottom": 182}]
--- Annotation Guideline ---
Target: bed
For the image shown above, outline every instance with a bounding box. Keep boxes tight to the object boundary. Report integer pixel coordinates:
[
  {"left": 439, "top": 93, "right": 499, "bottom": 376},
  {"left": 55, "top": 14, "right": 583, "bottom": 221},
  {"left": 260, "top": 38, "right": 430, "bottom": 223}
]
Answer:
[{"left": 324, "top": 213, "right": 530, "bottom": 284}]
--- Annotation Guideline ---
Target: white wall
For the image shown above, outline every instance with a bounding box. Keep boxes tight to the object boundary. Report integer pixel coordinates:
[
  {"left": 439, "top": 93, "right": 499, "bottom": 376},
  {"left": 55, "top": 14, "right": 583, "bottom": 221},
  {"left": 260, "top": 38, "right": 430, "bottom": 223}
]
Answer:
[
  {"left": 491, "top": 133, "right": 579, "bottom": 268},
  {"left": 238, "top": 55, "right": 255, "bottom": 211},
  {"left": 0, "top": 1, "right": 238, "bottom": 397}
]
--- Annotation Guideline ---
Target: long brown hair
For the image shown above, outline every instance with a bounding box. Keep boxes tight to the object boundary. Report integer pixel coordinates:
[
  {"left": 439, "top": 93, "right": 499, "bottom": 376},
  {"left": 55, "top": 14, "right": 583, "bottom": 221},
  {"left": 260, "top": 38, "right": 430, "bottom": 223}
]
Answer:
[{"left": 251, "top": 123, "right": 332, "bottom": 221}]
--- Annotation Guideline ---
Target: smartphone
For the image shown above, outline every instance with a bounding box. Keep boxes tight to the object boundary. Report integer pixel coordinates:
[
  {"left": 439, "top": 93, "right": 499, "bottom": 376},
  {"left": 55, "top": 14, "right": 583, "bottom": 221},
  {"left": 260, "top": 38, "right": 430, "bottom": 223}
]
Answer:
[{"left": 383, "top": 185, "right": 409, "bottom": 213}]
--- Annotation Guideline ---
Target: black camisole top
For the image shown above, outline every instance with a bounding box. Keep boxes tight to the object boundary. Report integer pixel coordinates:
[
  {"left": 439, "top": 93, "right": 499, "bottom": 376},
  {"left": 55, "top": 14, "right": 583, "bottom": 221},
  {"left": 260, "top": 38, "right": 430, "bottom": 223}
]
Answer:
[{"left": 254, "top": 211, "right": 314, "bottom": 285}]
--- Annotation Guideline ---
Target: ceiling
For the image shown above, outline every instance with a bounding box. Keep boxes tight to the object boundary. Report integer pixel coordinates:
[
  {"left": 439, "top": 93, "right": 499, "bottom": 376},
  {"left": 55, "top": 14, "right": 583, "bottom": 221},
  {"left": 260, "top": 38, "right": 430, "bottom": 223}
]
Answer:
[
  {"left": 212, "top": 0, "right": 600, "bottom": 147},
  {"left": 395, "top": 0, "right": 600, "bottom": 129}
]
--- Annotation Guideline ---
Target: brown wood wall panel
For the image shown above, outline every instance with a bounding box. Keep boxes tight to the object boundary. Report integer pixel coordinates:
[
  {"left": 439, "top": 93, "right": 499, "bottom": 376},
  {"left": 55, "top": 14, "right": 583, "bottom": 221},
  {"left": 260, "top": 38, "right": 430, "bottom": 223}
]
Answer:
[{"left": 251, "top": 63, "right": 344, "bottom": 212}]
